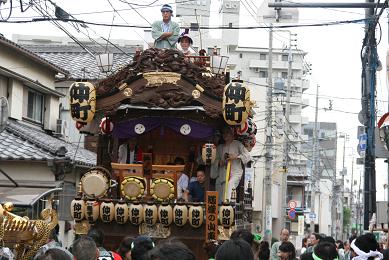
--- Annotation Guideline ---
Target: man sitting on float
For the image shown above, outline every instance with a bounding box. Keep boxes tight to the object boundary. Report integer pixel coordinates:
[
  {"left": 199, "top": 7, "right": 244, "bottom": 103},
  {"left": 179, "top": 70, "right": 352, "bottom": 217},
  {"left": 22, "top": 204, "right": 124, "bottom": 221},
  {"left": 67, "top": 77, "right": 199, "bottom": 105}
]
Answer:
[{"left": 184, "top": 168, "right": 206, "bottom": 202}]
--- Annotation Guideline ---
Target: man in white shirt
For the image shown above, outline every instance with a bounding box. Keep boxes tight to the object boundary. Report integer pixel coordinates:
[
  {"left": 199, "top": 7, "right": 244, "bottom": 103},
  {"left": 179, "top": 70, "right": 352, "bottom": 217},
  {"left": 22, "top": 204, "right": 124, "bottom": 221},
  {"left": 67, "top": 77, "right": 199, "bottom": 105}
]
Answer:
[{"left": 211, "top": 127, "right": 251, "bottom": 202}]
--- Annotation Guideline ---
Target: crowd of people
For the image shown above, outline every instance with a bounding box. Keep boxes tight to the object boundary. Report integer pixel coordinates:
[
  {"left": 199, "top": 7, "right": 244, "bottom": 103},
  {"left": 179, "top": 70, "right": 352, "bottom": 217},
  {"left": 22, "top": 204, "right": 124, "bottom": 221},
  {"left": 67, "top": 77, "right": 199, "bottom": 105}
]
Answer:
[{"left": 24, "top": 226, "right": 389, "bottom": 260}]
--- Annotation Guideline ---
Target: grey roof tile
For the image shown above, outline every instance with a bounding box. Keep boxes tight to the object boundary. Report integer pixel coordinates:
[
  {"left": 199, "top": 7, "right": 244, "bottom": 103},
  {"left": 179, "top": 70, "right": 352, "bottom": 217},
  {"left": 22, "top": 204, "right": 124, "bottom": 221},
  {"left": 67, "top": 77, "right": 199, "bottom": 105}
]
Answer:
[
  {"left": 0, "top": 120, "right": 96, "bottom": 166},
  {"left": 22, "top": 44, "right": 135, "bottom": 80}
]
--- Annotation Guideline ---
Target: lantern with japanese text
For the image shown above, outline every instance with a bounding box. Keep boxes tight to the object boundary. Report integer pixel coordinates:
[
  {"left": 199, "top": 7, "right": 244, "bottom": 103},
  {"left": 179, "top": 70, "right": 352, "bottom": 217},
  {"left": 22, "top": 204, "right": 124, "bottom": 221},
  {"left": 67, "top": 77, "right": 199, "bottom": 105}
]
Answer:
[
  {"left": 100, "top": 117, "right": 114, "bottom": 135},
  {"left": 143, "top": 202, "right": 158, "bottom": 226},
  {"left": 219, "top": 201, "right": 234, "bottom": 228},
  {"left": 69, "top": 82, "right": 96, "bottom": 123},
  {"left": 70, "top": 196, "right": 85, "bottom": 222},
  {"left": 188, "top": 203, "right": 203, "bottom": 228},
  {"left": 100, "top": 200, "right": 115, "bottom": 223},
  {"left": 129, "top": 201, "right": 144, "bottom": 226},
  {"left": 115, "top": 200, "right": 129, "bottom": 224},
  {"left": 158, "top": 202, "right": 173, "bottom": 227},
  {"left": 201, "top": 143, "right": 217, "bottom": 165},
  {"left": 85, "top": 199, "right": 100, "bottom": 224},
  {"left": 173, "top": 202, "right": 188, "bottom": 227},
  {"left": 222, "top": 81, "right": 251, "bottom": 126}
]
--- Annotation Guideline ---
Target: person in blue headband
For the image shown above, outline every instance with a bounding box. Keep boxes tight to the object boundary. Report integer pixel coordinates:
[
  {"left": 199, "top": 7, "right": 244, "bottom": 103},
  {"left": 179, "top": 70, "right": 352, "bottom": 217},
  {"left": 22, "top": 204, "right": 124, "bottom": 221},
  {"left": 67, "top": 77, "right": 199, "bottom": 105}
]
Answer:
[{"left": 151, "top": 4, "right": 180, "bottom": 49}]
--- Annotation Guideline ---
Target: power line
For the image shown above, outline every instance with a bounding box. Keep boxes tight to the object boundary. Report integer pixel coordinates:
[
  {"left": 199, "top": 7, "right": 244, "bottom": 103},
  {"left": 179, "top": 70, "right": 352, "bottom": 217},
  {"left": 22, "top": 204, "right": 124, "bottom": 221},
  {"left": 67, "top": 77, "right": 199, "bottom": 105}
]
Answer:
[{"left": 0, "top": 16, "right": 370, "bottom": 29}]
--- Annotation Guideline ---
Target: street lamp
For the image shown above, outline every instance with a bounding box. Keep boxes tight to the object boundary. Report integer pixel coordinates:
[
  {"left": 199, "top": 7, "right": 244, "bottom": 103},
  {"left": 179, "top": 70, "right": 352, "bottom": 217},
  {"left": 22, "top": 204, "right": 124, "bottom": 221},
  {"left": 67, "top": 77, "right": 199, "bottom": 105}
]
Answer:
[
  {"left": 209, "top": 46, "right": 229, "bottom": 74},
  {"left": 95, "top": 53, "right": 114, "bottom": 73}
]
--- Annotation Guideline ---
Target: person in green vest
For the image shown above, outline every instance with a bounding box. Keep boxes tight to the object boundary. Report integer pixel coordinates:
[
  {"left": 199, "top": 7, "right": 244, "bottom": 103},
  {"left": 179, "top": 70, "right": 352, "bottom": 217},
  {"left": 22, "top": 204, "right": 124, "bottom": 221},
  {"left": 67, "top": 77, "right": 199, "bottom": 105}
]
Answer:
[{"left": 151, "top": 4, "right": 180, "bottom": 49}]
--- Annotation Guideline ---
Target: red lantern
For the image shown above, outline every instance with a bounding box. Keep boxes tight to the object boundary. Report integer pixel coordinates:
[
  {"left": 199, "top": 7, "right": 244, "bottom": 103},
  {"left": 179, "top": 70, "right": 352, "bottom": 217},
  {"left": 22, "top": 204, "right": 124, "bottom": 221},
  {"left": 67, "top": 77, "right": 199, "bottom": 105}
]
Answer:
[
  {"left": 76, "top": 121, "right": 85, "bottom": 130},
  {"left": 100, "top": 117, "right": 114, "bottom": 135},
  {"left": 236, "top": 118, "right": 257, "bottom": 137}
]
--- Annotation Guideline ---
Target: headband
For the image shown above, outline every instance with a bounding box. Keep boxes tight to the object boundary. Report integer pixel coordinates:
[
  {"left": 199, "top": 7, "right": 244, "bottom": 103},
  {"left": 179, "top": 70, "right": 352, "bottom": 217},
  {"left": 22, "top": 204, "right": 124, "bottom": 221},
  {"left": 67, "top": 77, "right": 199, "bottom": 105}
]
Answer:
[
  {"left": 312, "top": 250, "right": 338, "bottom": 260},
  {"left": 350, "top": 239, "right": 383, "bottom": 260},
  {"left": 131, "top": 239, "right": 155, "bottom": 249}
]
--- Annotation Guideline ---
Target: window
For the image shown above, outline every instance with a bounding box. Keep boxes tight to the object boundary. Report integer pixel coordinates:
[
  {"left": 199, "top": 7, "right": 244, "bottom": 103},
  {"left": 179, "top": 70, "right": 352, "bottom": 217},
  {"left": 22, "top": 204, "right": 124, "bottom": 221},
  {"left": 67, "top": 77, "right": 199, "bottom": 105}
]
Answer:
[
  {"left": 260, "top": 53, "right": 267, "bottom": 60},
  {"left": 27, "top": 89, "right": 44, "bottom": 123},
  {"left": 259, "top": 70, "right": 268, "bottom": 78},
  {"left": 207, "top": 47, "right": 220, "bottom": 55},
  {"left": 281, "top": 71, "right": 288, "bottom": 79},
  {"left": 190, "top": 23, "right": 199, "bottom": 31},
  {"left": 239, "top": 53, "right": 243, "bottom": 58},
  {"left": 282, "top": 54, "right": 288, "bottom": 61}
]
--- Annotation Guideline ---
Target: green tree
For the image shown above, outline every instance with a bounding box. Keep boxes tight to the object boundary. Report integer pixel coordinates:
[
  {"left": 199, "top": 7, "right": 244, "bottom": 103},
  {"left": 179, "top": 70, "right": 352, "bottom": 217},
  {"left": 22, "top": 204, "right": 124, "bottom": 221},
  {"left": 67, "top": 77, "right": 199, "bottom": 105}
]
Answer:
[{"left": 343, "top": 207, "right": 351, "bottom": 227}]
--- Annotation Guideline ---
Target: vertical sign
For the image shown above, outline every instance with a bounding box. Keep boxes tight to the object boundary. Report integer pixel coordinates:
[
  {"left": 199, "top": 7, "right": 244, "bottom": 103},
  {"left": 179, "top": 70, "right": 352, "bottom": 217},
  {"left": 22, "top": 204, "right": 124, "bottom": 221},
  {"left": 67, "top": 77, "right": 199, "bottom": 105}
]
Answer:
[
  {"left": 298, "top": 215, "right": 304, "bottom": 236},
  {"left": 205, "top": 191, "right": 218, "bottom": 241},
  {"left": 265, "top": 205, "right": 272, "bottom": 237}
]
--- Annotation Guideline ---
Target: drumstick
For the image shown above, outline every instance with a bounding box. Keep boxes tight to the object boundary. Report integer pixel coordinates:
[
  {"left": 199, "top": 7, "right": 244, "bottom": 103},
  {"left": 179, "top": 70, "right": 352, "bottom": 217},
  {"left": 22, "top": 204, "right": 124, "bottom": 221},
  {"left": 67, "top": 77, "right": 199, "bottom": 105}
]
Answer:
[{"left": 224, "top": 159, "right": 232, "bottom": 202}]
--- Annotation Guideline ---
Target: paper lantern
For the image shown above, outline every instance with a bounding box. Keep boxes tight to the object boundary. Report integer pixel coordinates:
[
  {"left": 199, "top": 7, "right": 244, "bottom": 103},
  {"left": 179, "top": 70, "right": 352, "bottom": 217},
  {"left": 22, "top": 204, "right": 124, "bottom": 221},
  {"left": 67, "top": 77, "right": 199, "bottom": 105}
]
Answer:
[
  {"left": 173, "top": 202, "right": 188, "bottom": 227},
  {"left": 85, "top": 199, "right": 100, "bottom": 224},
  {"left": 158, "top": 202, "right": 173, "bottom": 227},
  {"left": 222, "top": 81, "right": 251, "bottom": 126},
  {"left": 188, "top": 203, "right": 203, "bottom": 228},
  {"left": 236, "top": 117, "right": 257, "bottom": 136},
  {"left": 70, "top": 197, "right": 85, "bottom": 222},
  {"left": 201, "top": 143, "right": 217, "bottom": 165},
  {"left": 115, "top": 200, "right": 129, "bottom": 224},
  {"left": 219, "top": 201, "right": 234, "bottom": 228},
  {"left": 100, "top": 117, "right": 114, "bottom": 134},
  {"left": 69, "top": 82, "right": 96, "bottom": 123},
  {"left": 129, "top": 201, "right": 144, "bottom": 226},
  {"left": 144, "top": 202, "right": 158, "bottom": 226},
  {"left": 100, "top": 200, "right": 115, "bottom": 223}
]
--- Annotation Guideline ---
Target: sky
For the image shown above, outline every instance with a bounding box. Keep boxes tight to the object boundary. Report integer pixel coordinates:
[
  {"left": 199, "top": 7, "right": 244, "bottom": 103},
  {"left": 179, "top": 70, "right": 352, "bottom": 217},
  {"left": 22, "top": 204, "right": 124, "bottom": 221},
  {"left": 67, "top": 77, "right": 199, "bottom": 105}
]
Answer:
[{"left": 0, "top": 0, "right": 388, "bottom": 200}]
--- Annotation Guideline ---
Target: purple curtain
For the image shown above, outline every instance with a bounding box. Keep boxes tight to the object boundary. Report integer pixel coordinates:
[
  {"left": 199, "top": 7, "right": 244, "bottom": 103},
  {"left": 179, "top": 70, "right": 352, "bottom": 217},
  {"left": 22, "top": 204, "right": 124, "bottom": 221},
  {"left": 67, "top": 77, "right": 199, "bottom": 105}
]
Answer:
[{"left": 113, "top": 117, "right": 214, "bottom": 139}]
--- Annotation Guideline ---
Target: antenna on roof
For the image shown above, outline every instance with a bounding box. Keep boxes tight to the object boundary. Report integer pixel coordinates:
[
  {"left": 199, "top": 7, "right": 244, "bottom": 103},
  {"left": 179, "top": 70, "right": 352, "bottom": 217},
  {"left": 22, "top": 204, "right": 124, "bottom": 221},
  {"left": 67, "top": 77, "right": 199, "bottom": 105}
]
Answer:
[{"left": 0, "top": 96, "right": 9, "bottom": 133}]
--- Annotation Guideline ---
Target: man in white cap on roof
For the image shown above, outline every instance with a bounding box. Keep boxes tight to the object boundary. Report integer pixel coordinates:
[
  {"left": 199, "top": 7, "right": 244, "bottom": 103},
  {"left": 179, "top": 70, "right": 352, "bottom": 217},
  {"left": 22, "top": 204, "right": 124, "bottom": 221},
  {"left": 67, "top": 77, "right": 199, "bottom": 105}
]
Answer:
[{"left": 151, "top": 4, "right": 180, "bottom": 49}]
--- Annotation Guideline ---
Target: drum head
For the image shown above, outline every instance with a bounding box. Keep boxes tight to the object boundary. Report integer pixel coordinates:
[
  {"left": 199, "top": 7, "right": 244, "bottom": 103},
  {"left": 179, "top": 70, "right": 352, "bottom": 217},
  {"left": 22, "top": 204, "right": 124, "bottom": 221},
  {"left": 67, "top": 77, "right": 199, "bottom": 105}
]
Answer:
[
  {"left": 81, "top": 170, "right": 109, "bottom": 198},
  {"left": 151, "top": 178, "right": 174, "bottom": 201},
  {"left": 121, "top": 177, "right": 145, "bottom": 200}
]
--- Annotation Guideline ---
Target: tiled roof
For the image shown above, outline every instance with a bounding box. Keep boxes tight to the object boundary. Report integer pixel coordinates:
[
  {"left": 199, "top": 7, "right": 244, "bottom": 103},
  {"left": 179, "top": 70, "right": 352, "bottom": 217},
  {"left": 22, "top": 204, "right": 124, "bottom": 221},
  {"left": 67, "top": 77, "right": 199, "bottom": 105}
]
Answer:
[
  {"left": 0, "top": 120, "right": 96, "bottom": 166},
  {"left": 23, "top": 44, "right": 135, "bottom": 80},
  {"left": 0, "top": 36, "right": 68, "bottom": 75}
]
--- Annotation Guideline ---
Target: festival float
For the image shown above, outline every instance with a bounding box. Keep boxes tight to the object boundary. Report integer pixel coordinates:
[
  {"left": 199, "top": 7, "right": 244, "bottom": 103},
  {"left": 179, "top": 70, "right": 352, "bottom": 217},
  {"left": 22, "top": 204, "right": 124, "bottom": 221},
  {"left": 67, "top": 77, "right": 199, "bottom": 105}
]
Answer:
[
  {"left": 0, "top": 203, "right": 58, "bottom": 260},
  {"left": 68, "top": 48, "right": 257, "bottom": 259}
]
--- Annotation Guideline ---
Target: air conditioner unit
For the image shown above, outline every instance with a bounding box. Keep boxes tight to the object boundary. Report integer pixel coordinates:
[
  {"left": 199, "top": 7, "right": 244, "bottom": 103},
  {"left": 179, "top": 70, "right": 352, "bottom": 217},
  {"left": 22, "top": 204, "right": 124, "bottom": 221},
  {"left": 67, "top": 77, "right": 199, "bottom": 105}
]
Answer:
[{"left": 55, "top": 119, "right": 69, "bottom": 138}]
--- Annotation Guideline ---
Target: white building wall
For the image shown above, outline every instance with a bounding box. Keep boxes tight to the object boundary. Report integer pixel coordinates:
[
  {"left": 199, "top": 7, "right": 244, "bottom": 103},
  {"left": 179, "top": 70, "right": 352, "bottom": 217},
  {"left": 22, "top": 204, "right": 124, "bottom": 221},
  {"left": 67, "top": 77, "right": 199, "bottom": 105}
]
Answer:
[
  {"left": 0, "top": 46, "right": 56, "bottom": 88},
  {"left": 0, "top": 162, "right": 55, "bottom": 182}
]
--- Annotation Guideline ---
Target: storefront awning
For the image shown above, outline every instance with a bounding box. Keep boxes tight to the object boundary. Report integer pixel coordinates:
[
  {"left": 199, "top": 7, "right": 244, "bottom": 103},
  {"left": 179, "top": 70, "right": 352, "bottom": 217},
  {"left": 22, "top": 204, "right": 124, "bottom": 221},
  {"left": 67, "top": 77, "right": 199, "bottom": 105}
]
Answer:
[{"left": 0, "top": 187, "right": 62, "bottom": 207}]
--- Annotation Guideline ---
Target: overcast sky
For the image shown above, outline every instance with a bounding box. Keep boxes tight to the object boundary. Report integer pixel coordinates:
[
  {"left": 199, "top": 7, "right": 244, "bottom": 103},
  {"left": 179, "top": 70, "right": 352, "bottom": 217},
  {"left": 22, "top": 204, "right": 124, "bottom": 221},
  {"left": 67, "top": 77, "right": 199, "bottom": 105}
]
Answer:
[{"left": 0, "top": 0, "right": 388, "bottom": 200}]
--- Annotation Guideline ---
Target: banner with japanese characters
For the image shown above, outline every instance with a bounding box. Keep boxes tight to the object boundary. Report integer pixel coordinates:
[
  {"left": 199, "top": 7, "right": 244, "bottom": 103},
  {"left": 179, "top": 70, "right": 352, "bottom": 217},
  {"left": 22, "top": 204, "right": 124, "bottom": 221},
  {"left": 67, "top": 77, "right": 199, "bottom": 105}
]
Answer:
[{"left": 205, "top": 191, "right": 218, "bottom": 241}]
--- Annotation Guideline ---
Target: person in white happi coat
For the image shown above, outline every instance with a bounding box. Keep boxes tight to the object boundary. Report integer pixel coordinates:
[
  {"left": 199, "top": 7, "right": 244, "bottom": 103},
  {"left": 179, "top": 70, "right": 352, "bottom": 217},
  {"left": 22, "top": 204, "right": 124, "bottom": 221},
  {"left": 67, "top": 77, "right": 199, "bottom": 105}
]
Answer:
[{"left": 211, "top": 127, "right": 251, "bottom": 203}]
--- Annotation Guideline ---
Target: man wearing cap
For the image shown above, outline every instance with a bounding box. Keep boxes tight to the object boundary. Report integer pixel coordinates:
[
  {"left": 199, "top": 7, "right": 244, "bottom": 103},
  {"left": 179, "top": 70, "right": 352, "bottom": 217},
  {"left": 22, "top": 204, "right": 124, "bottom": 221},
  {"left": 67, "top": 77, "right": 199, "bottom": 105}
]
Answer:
[{"left": 151, "top": 4, "right": 180, "bottom": 49}]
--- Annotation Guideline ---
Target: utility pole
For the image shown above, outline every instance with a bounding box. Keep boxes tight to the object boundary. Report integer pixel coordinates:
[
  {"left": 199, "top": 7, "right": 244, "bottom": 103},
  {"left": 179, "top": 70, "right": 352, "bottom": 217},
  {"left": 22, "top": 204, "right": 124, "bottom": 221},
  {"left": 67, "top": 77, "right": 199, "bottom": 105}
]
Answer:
[
  {"left": 282, "top": 31, "right": 297, "bottom": 229},
  {"left": 339, "top": 133, "right": 348, "bottom": 240},
  {"left": 350, "top": 157, "right": 354, "bottom": 237},
  {"left": 264, "top": 24, "right": 274, "bottom": 244},
  {"left": 310, "top": 84, "right": 319, "bottom": 233},
  {"left": 362, "top": 0, "right": 378, "bottom": 230}
]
